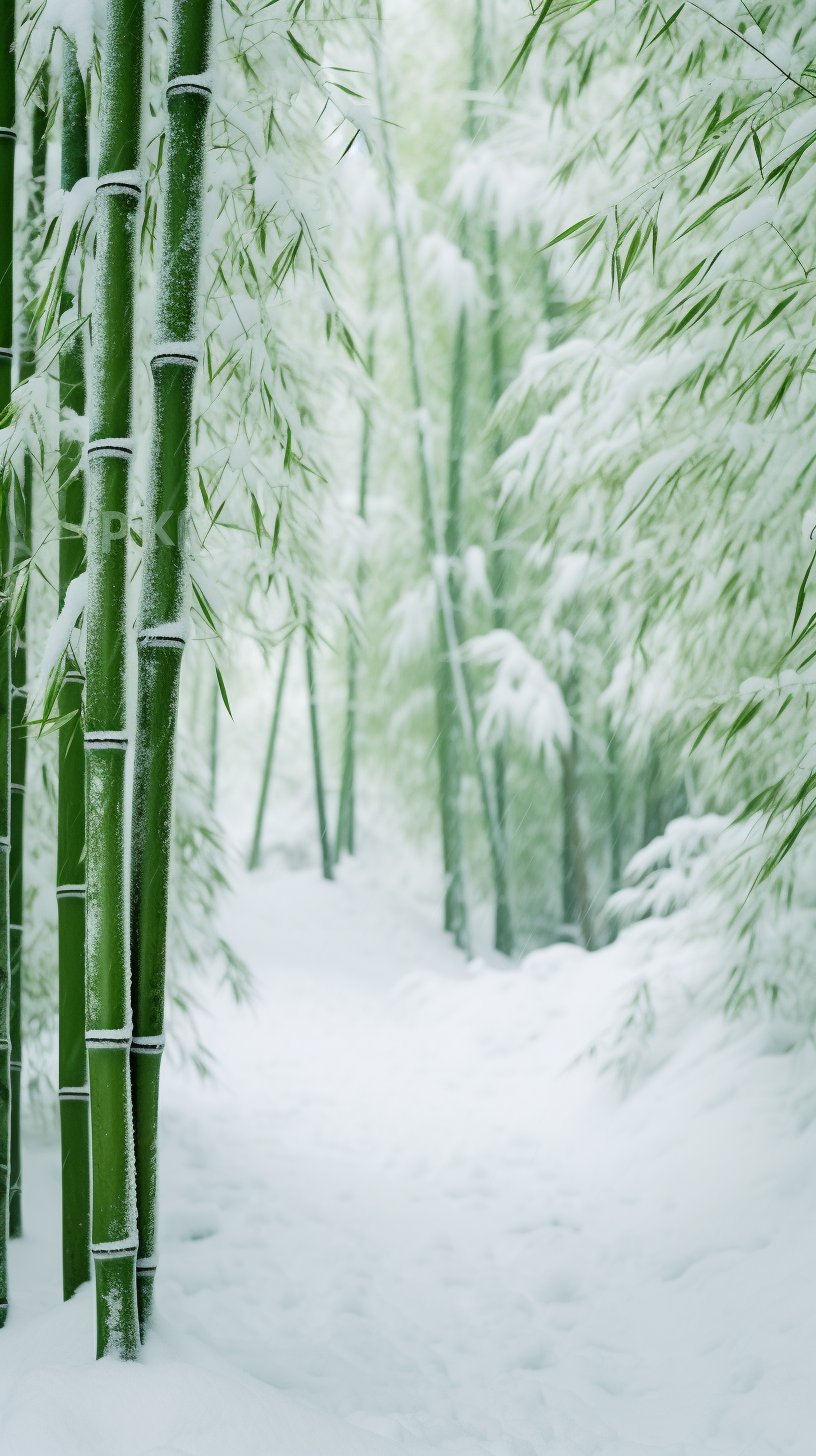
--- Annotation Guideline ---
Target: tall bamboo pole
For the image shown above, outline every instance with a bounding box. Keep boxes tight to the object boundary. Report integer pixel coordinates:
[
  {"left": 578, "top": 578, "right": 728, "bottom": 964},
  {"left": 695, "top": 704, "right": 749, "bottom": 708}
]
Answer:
[
  {"left": 335, "top": 312, "right": 375, "bottom": 862},
  {"left": 85, "top": 0, "right": 147, "bottom": 1360},
  {"left": 304, "top": 623, "right": 333, "bottom": 881},
  {"left": 560, "top": 671, "right": 593, "bottom": 949},
  {"left": 374, "top": 11, "right": 510, "bottom": 953},
  {"left": 485, "top": 220, "right": 513, "bottom": 955},
  {"left": 8, "top": 68, "right": 48, "bottom": 1240},
  {"left": 57, "top": 35, "right": 90, "bottom": 1302},
  {"left": 0, "top": 0, "right": 15, "bottom": 1330},
  {"left": 208, "top": 672, "right": 218, "bottom": 809},
  {"left": 248, "top": 637, "right": 291, "bottom": 871},
  {"left": 129, "top": 0, "right": 213, "bottom": 1339},
  {"left": 373, "top": 24, "right": 467, "bottom": 947}
]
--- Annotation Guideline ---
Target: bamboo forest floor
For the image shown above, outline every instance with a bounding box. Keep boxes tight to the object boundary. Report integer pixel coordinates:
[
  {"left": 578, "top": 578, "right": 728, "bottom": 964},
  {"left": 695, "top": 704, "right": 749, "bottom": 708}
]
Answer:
[{"left": 2, "top": 853, "right": 815, "bottom": 1454}]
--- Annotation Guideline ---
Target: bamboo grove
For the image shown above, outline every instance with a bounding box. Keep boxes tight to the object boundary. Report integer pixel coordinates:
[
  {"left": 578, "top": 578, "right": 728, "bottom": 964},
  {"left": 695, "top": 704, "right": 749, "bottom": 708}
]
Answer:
[
  {"left": 2, "top": 0, "right": 816, "bottom": 1364},
  {"left": 0, "top": 0, "right": 217, "bottom": 1354}
]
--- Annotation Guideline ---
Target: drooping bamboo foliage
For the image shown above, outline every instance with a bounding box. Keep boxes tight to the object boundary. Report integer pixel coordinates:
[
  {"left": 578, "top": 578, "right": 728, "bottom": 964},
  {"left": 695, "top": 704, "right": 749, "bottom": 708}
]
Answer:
[
  {"left": 8, "top": 68, "right": 48, "bottom": 1241},
  {"left": 304, "top": 622, "right": 333, "bottom": 882},
  {"left": 0, "top": 0, "right": 15, "bottom": 1332},
  {"left": 335, "top": 316, "right": 375, "bottom": 863},
  {"left": 85, "top": 0, "right": 147, "bottom": 1360},
  {"left": 248, "top": 637, "right": 291, "bottom": 871},
  {"left": 129, "top": 0, "right": 213, "bottom": 1339},
  {"left": 57, "top": 35, "right": 90, "bottom": 1303}
]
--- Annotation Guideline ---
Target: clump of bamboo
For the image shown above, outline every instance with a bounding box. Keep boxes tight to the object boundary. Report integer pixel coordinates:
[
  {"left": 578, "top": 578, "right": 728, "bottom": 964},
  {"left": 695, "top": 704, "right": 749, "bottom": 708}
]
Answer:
[
  {"left": 130, "top": 0, "right": 213, "bottom": 1338},
  {"left": 0, "top": 0, "right": 16, "bottom": 1330},
  {"left": 57, "top": 35, "right": 90, "bottom": 1302},
  {"left": 84, "top": 0, "right": 147, "bottom": 1359}
]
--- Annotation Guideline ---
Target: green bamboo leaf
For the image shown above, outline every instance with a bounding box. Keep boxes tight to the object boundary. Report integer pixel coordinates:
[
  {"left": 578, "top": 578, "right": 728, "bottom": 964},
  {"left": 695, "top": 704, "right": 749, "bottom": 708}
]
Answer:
[
  {"left": 677, "top": 182, "right": 751, "bottom": 239},
  {"left": 215, "top": 664, "right": 233, "bottom": 720},
  {"left": 502, "top": 0, "right": 555, "bottom": 85},
  {"left": 792, "top": 547, "right": 816, "bottom": 633},
  {"left": 540, "top": 213, "right": 598, "bottom": 251}
]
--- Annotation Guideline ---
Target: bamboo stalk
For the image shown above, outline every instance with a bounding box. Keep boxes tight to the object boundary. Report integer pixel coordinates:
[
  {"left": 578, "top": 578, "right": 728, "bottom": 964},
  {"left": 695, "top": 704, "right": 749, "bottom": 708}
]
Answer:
[
  {"left": 57, "top": 35, "right": 90, "bottom": 1302},
  {"left": 304, "top": 622, "right": 333, "bottom": 882},
  {"left": 248, "top": 637, "right": 291, "bottom": 871},
  {"left": 8, "top": 68, "right": 48, "bottom": 1241},
  {"left": 485, "top": 221, "right": 513, "bottom": 956},
  {"left": 372, "top": 24, "right": 468, "bottom": 948},
  {"left": 129, "top": 0, "right": 213, "bottom": 1340},
  {"left": 374, "top": 12, "right": 512, "bottom": 953},
  {"left": 208, "top": 672, "right": 218, "bottom": 809},
  {"left": 0, "top": 0, "right": 15, "bottom": 1333},
  {"left": 560, "top": 671, "right": 593, "bottom": 950},
  {"left": 335, "top": 313, "right": 375, "bottom": 863},
  {"left": 85, "top": 0, "right": 147, "bottom": 1360}
]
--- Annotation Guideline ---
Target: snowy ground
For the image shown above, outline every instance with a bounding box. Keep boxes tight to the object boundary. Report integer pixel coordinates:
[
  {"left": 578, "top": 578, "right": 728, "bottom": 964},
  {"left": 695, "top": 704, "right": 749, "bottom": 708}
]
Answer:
[{"left": 3, "top": 853, "right": 815, "bottom": 1454}]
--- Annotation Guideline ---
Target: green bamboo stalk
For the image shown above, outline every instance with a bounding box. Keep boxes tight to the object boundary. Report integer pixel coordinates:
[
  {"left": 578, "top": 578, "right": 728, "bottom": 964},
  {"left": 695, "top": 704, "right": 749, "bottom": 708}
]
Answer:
[
  {"left": 607, "top": 713, "right": 622, "bottom": 898},
  {"left": 438, "top": 0, "right": 486, "bottom": 950},
  {"left": 485, "top": 221, "right": 513, "bottom": 956},
  {"left": 0, "top": 0, "right": 15, "bottom": 1332},
  {"left": 373, "top": 24, "right": 468, "bottom": 948},
  {"left": 85, "top": 0, "right": 147, "bottom": 1360},
  {"left": 375, "top": 12, "right": 511, "bottom": 954},
  {"left": 8, "top": 68, "right": 48, "bottom": 1240},
  {"left": 560, "top": 672, "right": 593, "bottom": 950},
  {"left": 335, "top": 314, "right": 375, "bottom": 863},
  {"left": 57, "top": 35, "right": 90, "bottom": 1302},
  {"left": 248, "top": 637, "right": 291, "bottom": 871},
  {"left": 129, "top": 0, "right": 213, "bottom": 1340},
  {"left": 208, "top": 671, "right": 218, "bottom": 810},
  {"left": 304, "top": 622, "right": 333, "bottom": 881}
]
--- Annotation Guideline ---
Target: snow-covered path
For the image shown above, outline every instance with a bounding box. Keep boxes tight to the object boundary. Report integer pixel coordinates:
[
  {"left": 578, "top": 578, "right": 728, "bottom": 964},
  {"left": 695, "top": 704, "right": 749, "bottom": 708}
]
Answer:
[{"left": 3, "top": 860, "right": 816, "bottom": 1454}]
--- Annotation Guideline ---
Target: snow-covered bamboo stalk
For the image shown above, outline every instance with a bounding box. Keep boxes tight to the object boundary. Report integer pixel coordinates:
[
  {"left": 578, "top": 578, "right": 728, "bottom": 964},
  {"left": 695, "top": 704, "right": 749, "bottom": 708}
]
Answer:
[
  {"left": 335, "top": 312, "right": 375, "bottom": 863},
  {"left": 560, "top": 672, "right": 593, "bottom": 949},
  {"left": 373, "top": 23, "right": 467, "bottom": 945},
  {"left": 485, "top": 221, "right": 513, "bottom": 955},
  {"left": 437, "top": 0, "right": 493, "bottom": 953},
  {"left": 9, "top": 69, "right": 48, "bottom": 1240},
  {"left": 374, "top": 12, "right": 511, "bottom": 951},
  {"left": 248, "top": 637, "right": 291, "bottom": 871},
  {"left": 304, "top": 622, "right": 333, "bottom": 881},
  {"left": 0, "top": 0, "right": 15, "bottom": 1331},
  {"left": 208, "top": 672, "right": 218, "bottom": 808},
  {"left": 129, "top": 0, "right": 213, "bottom": 1339},
  {"left": 57, "top": 35, "right": 90, "bottom": 1302},
  {"left": 84, "top": 0, "right": 147, "bottom": 1360}
]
